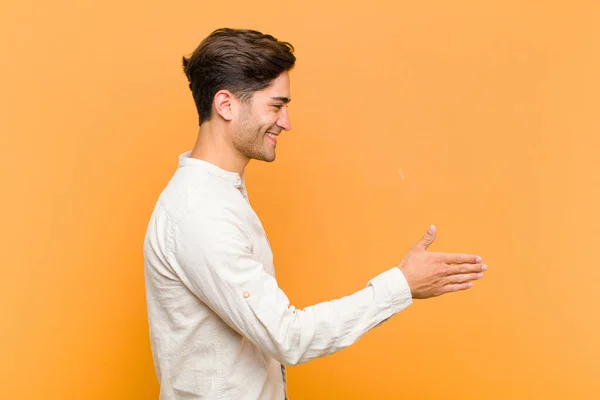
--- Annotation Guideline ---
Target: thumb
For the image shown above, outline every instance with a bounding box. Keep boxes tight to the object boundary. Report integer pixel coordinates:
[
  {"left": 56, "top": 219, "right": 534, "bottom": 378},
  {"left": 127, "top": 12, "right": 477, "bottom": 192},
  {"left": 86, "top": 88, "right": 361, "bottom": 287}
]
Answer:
[{"left": 416, "top": 224, "right": 437, "bottom": 251}]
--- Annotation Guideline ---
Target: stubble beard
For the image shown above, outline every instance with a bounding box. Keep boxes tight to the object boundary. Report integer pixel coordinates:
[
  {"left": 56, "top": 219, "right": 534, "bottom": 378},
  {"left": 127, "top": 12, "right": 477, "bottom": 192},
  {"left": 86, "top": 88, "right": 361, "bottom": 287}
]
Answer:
[{"left": 234, "top": 108, "right": 275, "bottom": 163}]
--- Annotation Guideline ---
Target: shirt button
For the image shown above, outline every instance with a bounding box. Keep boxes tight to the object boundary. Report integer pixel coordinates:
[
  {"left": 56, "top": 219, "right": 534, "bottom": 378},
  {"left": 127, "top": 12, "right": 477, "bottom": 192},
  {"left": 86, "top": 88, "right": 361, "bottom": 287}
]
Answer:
[{"left": 243, "top": 292, "right": 250, "bottom": 298}]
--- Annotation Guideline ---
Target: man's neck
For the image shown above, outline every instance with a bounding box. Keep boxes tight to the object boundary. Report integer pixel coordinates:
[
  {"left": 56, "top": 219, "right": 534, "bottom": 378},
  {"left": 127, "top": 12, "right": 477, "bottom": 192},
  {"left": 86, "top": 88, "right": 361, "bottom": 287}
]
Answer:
[{"left": 189, "top": 124, "right": 248, "bottom": 176}]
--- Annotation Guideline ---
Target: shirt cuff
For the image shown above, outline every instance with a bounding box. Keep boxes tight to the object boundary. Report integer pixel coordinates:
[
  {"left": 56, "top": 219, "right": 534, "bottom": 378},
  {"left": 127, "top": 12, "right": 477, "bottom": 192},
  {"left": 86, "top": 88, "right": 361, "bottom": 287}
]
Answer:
[{"left": 369, "top": 267, "right": 413, "bottom": 314}]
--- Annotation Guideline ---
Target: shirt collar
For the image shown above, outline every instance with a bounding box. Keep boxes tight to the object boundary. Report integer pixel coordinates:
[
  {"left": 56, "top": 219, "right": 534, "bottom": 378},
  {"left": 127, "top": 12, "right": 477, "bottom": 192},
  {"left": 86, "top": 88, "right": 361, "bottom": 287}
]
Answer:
[{"left": 178, "top": 151, "right": 245, "bottom": 189}]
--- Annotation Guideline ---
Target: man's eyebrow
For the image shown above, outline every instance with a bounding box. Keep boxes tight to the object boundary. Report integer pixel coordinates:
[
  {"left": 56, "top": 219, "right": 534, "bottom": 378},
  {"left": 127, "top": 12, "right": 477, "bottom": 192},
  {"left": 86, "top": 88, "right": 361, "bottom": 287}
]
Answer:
[{"left": 271, "top": 96, "right": 291, "bottom": 104}]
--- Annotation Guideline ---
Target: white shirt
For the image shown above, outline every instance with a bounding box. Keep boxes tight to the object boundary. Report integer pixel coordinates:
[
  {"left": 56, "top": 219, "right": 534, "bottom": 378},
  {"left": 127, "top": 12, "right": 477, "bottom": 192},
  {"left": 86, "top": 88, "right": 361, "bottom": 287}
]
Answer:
[{"left": 143, "top": 151, "right": 413, "bottom": 399}]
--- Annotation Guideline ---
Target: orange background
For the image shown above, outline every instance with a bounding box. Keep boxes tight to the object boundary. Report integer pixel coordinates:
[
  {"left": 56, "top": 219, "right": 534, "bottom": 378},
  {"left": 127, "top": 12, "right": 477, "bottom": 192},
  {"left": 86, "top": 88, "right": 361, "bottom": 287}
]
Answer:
[{"left": 1, "top": 1, "right": 599, "bottom": 399}]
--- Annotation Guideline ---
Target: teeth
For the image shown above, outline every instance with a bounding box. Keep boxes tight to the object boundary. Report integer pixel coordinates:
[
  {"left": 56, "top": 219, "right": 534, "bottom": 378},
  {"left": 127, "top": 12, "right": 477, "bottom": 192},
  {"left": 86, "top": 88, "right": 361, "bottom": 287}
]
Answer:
[{"left": 266, "top": 133, "right": 276, "bottom": 139}]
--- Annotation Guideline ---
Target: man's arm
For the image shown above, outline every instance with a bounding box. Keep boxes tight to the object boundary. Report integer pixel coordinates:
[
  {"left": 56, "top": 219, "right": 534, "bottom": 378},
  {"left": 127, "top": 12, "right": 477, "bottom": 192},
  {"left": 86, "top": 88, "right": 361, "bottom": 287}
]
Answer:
[{"left": 168, "top": 209, "right": 487, "bottom": 365}]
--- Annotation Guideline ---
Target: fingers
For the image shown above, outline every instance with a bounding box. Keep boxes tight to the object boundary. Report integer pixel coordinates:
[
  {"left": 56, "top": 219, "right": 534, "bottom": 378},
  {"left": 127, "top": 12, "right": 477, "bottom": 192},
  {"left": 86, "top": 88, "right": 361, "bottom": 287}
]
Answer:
[
  {"left": 446, "top": 272, "right": 483, "bottom": 284},
  {"left": 417, "top": 225, "right": 437, "bottom": 251},
  {"left": 442, "top": 282, "right": 472, "bottom": 294},
  {"left": 442, "top": 263, "right": 487, "bottom": 275},
  {"left": 445, "top": 253, "right": 482, "bottom": 264}
]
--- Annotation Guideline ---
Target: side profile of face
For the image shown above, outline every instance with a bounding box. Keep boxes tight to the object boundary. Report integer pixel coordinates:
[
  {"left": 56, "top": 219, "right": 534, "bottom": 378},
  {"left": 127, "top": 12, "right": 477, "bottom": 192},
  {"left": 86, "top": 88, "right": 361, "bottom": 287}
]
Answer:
[{"left": 232, "top": 71, "right": 292, "bottom": 163}]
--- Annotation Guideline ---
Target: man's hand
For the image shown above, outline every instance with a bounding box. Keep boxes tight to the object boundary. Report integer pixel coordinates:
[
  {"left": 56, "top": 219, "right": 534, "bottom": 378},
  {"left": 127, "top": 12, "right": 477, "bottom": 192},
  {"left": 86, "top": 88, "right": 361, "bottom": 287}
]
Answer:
[{"left": 398, "top": 225, "right": 487, "bottom": 299}]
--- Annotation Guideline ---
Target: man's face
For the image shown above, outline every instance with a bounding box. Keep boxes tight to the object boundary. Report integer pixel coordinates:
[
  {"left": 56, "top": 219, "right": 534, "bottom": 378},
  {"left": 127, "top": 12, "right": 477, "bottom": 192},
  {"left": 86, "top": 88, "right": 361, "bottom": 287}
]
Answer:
[{"left": 232, "top": 71, "right": 292, "bottom": 163}]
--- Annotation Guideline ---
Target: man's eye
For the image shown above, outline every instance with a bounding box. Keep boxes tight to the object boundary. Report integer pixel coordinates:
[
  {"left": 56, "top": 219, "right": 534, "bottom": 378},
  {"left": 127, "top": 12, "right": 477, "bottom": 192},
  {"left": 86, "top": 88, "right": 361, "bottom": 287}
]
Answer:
[{"left": 273, "top": 104, "right": 283, "bottom": 109}]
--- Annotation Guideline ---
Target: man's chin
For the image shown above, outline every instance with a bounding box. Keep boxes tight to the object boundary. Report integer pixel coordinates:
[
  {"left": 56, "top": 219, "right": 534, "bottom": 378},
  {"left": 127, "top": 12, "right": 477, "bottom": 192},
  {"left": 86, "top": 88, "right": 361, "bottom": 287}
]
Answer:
[
  {"left": 262, "top": 149, "right": 276, "bottom": 162},
  {"left": 252, "top": 153, "right": 276, "bottom": 163}
]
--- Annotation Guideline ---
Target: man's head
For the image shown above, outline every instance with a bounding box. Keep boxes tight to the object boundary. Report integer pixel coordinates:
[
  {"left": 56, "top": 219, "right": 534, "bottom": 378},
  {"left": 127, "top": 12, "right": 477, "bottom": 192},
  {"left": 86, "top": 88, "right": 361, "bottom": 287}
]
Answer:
[{"left": 183, "top": 28, "right": 295, "bottom": 162}]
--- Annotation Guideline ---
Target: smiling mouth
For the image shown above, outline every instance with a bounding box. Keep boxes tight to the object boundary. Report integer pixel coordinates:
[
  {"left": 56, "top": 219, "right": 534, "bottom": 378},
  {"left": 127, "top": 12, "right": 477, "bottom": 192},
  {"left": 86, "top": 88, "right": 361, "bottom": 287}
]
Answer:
[{"left": 266, "top": 131, "right": 278, "bottom": 143}]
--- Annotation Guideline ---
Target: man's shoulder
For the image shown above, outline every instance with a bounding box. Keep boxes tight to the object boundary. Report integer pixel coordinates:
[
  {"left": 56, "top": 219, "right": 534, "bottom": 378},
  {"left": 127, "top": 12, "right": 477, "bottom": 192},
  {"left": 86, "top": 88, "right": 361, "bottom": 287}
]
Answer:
[{"left": 158, "top": 169, "right": 245, "bottom": 226}]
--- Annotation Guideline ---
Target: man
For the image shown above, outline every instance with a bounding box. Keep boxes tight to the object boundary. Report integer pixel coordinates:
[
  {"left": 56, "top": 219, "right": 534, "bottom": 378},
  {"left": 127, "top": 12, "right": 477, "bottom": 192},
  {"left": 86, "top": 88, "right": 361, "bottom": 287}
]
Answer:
[{"left": 143, "top": 28, "right": 487, "bottom": 400}]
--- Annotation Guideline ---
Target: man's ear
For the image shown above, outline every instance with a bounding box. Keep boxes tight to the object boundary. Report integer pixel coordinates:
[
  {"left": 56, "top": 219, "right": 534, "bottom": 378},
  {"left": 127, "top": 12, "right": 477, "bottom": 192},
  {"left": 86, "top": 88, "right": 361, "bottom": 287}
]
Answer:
[{"left": 213, "top": 90, "right": 236, "bottom": 121}]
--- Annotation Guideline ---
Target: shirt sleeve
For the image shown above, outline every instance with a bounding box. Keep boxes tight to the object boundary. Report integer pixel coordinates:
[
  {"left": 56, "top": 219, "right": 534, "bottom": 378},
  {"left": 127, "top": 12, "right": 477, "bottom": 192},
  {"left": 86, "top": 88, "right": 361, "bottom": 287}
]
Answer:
[{"left": 168, "top": 206, "right": 413, "bottom": 367}]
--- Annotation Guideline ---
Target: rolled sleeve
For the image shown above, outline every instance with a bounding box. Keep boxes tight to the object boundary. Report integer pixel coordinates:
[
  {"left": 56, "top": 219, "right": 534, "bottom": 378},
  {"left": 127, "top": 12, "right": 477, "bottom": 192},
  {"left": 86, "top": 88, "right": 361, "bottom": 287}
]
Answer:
[{"left": 368, "top": 267, "right": 413, "bottom": 314}]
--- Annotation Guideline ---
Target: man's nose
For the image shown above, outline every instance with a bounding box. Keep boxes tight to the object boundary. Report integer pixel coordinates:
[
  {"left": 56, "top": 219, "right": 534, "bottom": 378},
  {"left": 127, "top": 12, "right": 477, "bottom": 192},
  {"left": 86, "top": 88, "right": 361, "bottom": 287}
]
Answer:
[{"left": 277, "top": 108, "right": 291, "bottom": 131}]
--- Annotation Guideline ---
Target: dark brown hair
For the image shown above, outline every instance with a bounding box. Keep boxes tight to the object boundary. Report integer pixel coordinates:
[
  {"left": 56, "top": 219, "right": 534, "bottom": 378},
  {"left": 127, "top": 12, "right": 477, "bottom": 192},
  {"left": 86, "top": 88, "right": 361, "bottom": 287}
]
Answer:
[{"left": 182, "top": 28, "right": 296, "bottom": 125}]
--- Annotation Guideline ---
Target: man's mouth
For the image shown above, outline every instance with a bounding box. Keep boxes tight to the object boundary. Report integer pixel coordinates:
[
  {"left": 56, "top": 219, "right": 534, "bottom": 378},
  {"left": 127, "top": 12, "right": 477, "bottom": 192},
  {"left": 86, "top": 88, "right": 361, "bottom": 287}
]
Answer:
[{"left": 266, "top": 131, "right": 278, "bottom": 143}]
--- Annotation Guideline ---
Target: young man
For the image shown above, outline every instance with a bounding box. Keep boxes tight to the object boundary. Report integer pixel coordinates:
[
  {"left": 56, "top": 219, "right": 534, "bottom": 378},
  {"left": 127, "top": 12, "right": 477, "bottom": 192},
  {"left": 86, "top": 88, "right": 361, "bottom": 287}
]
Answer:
[{"left": 143, "top": 28, "right": 487, "bottom": 400}]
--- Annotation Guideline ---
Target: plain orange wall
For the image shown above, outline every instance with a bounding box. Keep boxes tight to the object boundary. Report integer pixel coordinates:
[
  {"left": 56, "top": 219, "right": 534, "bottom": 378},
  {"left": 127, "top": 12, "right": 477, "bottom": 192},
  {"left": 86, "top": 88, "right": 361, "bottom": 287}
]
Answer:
[{"left": 1, "top": 0, "right": 599, "bottom": 399}]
